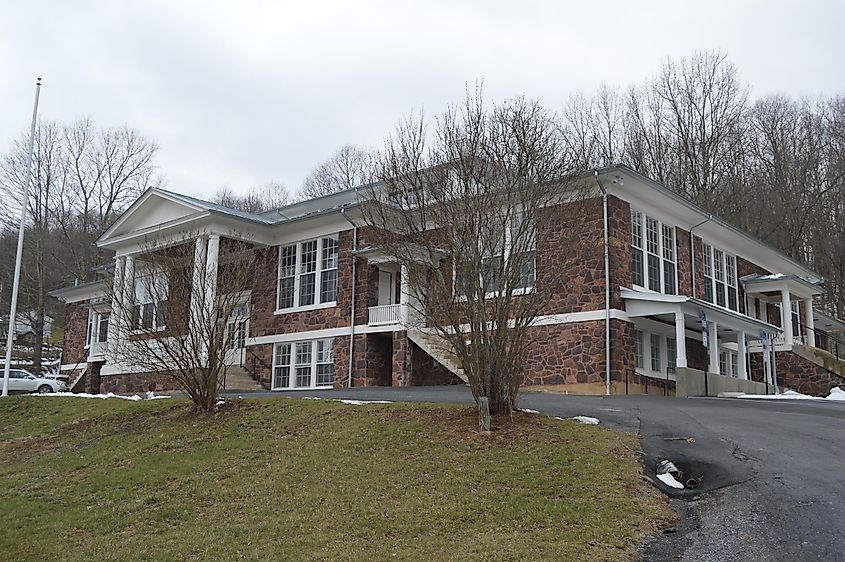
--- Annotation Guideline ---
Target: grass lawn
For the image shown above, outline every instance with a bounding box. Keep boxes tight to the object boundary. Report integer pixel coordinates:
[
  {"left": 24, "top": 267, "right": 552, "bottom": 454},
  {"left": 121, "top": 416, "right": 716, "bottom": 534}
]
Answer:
[{"left": 0, "top": 396, "right": 672, "bottom": 561}]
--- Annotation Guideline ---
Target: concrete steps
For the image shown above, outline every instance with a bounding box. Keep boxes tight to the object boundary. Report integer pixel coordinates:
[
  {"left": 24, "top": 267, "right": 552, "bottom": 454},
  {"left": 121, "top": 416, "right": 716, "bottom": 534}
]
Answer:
[
  {"left": 223, "top": 366, "right": 265, "bottom": 391},
  {"left": 407, "top": 330, "right": 468, "bottom": 383}
]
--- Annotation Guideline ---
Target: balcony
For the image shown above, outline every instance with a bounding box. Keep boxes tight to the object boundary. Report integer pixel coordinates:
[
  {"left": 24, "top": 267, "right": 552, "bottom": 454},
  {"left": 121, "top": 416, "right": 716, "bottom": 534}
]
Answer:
[
  {"left": 368, "top": 304, "right": 405, "bottom": 327},
  {"left": 87, "top": 341, "right": 108, "bottom": 361}
]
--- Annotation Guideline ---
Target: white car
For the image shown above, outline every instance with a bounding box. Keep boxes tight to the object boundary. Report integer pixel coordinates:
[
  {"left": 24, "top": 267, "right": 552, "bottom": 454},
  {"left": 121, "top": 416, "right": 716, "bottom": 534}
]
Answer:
[{"left": 3, "top": 369, "right": 68, "bottom": 394}]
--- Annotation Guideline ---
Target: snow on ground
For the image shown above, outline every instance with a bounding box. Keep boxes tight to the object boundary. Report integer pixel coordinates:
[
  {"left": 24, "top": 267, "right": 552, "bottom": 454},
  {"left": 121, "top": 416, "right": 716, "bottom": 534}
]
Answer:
[
  {"left": 335, "top": 399, "right": 392, "bottom": 405},
  {"left": 570, "top": 416, "right": 600, "bottom": 425},
  {"left": 27, "top": 392, "right": 170, "bottom": 401},
  {"left": 520, "top": 408, "right": 541, "bottom": 414},
  {"left": 738, "top": 388, "right": 845, "bottom": 402},
  {"left": 656, "top": 472, "right": 685, "bottom": 489}
]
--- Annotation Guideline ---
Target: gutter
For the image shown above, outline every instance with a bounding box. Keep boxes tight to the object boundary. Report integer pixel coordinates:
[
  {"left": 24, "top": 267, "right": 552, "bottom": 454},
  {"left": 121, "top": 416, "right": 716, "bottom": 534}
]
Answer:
[
  {"left": 594, "top": 170, "right": 612, "bottom": 397},
  {"left": 340, "top": 206, "right": 359, "bottom": 388}
]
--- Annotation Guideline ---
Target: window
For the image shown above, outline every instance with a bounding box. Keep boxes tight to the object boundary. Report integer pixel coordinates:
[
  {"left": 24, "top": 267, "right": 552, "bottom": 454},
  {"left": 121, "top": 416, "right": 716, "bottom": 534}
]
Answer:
[
  {"left": 667, "top": 337, "right": 677, "bottom": 374},
  {"left": 791, "top": 301, "right": 800, "bottom": 336},
  {"left": 719, "top": 351, "right": 728, "bottom": 375},
  {"left": 86, "top": 310, "right": 96, "bottom": 347},
  {"left": 662, "top": 225, "right": 676, "bottom": 294},
  {"left": 86, "top": 310, "right": 110, "bottom": 347},
  {"left": 730, "top": 351, "right": 738, "bottom": 377},
  {"left": 630, "top": 209, "right": 676, "bottom": 294},
  {"left": 272, "top": 338, "right": 334, "bottom": 389},
  {"left": 277, "top": 235, "right": 339, "bottom": 311},
  {"left": 650, "top": 334, "right": 661, "bottom": 371},
  {"left": 132, "top": 273, "right": 168, "bottom": 331},
  {"left": 634, "top": 330, "right": 645, "bottom": 369},
  {"left": 466, "top": 213, "right": 535, "bottom": 297},
  {"left": 97, "top": 314, "right": 109, "bottom": 344},
  {"left": 702, "top": 244, "right": 738, "bottom": 312},
  {"left": 631, "top": 210, "right": 644, "bottom": 287}
]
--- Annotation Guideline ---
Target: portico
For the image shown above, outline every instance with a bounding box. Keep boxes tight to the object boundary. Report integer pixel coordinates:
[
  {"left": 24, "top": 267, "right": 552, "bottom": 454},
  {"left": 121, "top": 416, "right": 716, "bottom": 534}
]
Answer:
[
  {"left": 741, "top": 273, "right": 825, "bottom": 350},
  {"left": 622, "top": 288, "right": 781, "bottom": 382}
]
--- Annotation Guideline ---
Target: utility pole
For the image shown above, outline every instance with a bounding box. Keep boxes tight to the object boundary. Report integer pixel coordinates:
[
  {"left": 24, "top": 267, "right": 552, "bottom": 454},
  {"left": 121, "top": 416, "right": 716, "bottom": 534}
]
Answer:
[{"left": 2, "top": 77, "right": 42, "bottom": 396}]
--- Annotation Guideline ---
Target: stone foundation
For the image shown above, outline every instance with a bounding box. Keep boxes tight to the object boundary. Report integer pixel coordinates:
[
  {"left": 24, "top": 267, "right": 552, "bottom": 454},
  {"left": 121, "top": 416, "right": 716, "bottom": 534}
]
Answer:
[{"left": 99, "top": 372, "right": 181, "bottom": 394}]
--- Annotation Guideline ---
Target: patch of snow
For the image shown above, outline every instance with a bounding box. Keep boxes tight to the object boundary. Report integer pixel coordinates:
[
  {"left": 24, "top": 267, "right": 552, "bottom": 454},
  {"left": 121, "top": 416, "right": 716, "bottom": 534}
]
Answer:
[
  {"left": 215, "top": 399, "right": 226, "bottom": 407},
  {"left": 335, "top": 399, "right": 392, "bottom": 405},
  {"left": 826, "top": 387, "right": 845, "bottom": 401},
  {"left": 571, "top": 416, "right": 600, "bottom": 425},
  {"left": 739, "top": 389, "right": 824, "bottom": 401},
  {"left": 520, "top": 408, "right": 541, "bottom": 414},
  {"left": 758, "top": 273, "right": 785, "bottom": 280},
  {"left": 27, "top": 392, "right": 169, "bottom": 401},
  {"left": 656, "top": 472, "right": 685, "bottom": 489}
]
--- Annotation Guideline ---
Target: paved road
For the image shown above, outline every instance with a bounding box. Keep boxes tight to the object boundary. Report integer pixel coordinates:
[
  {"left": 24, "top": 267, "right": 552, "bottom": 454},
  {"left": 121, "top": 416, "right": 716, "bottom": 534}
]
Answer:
[{"left": 227, "top": 386, "right": 845, "bottom": 561}]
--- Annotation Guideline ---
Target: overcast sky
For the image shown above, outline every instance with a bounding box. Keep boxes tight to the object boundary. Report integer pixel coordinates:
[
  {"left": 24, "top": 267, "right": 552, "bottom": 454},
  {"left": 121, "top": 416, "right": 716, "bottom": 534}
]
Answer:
[{"left": 2, "top": 0, "right": 844, "bottom": 199}]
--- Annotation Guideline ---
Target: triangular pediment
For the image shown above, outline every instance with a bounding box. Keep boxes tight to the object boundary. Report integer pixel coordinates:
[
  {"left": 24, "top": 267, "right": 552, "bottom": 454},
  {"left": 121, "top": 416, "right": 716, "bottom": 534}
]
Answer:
[{"left": 97, "top": 188, "right": 208, "bottom": 246}]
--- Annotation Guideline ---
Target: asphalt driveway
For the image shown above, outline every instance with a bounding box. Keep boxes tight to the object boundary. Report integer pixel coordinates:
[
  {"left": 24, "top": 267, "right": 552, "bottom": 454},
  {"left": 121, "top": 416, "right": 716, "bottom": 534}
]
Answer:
[{"left": 227, "top": 386, "right": 845, "bottom": 561}]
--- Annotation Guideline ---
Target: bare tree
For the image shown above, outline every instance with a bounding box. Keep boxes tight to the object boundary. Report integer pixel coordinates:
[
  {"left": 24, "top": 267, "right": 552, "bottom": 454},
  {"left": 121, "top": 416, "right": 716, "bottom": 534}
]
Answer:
[
  {"left": 365, "top": 95, "right": 587, "bottom": 415},
  {"left": 0, "top": 119, "right": 159, "bottom": 372},
  {"left": 299, "top": 144, "right": 376, "bottom": 199},
  {"left": 108, "top": 235, "right": 257, "bottom": 411},
  {"left": 214, "top": 181, "right": 292, "bottom": 213}
]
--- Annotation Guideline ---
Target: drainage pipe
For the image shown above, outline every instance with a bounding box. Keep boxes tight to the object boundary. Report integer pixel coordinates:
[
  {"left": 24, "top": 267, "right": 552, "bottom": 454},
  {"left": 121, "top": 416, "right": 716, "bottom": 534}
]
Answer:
[
  {"left": 594, "top": 170, "right": 612, "bottom": 397},
  {"left": 340, "top": 207, "right": 358, "bottom": 388}
]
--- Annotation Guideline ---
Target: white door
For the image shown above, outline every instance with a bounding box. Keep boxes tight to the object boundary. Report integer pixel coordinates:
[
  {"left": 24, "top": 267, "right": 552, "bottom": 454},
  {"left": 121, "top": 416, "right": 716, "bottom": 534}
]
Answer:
[
  {"left": 378, "top": 270, "right": 394, "bottom": 306},
  {"left": 224, "top": 318, "right": 248, "bottom": 366}
]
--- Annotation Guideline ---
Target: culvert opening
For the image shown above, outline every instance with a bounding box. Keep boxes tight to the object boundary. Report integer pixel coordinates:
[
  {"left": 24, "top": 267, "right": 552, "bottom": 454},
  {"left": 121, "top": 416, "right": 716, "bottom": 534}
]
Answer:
[{"left": 652, "top": 456, "right": 716, "bottom": 496}]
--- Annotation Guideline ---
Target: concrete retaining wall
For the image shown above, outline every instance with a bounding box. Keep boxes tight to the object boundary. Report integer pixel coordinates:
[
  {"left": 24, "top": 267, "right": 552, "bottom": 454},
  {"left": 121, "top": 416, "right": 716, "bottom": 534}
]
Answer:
[{"left": 676, "top": 367, "right": 773, "bottom": 397}]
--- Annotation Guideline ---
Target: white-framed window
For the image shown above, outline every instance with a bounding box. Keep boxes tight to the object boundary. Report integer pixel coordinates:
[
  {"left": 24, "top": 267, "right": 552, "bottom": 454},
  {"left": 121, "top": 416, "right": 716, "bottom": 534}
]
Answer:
[
  {"left": 630, "top": 209, "right": 677, "bottom": 295},
  {"left": 272, "top": 338, "right": 334, "bottom": 389},
  {"left": 132, "top": 273, "right": 168, "bottom": 331},
  {"left": 650, "top": 333, "right": 661, "bottom": 371},
  {"left": 460, "top": 213, "right": 535, "bottom": 297},
  {"left": 719, "top": 350, "right": 740, "bottom": 377},
  {"left": 635, "top": 328, "right": 679, "bottom": 377},
  {"left": 276, "top": 235, "right": 339, "bottom": 311},
  {"left": 701, "top": 243, "right": 738, "bottom": 312},
  {"left": 85, "top": 310, "right": 110, "bottom": 349},
  {"left": 635, "top": 329, "right": 645, "bottom": 369}
]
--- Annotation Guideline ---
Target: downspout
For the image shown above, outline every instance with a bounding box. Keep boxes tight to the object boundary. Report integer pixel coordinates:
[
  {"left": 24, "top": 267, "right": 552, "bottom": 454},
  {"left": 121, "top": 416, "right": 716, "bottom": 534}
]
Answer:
[
  {"left": 594, "top": 170, "right": 611, "bottom": 397},
  {"left": 340, "top": 207, "right": 358, "bottom": 388},
  {"left": 689, "top": 215, "right": 713, "bottom": 299}
]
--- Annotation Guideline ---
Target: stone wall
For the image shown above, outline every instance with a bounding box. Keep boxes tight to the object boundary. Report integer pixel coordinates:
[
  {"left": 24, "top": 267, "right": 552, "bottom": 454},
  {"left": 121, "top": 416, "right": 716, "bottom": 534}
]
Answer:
[
  {"left": 536, "top": 196, "right": 631, "bottom": 315},
  {"left": 410, "top": 341, "right": 462, "bottom": 386},
  {"left": 773, "top": 350, "right": 845, "bottom": 395},
  {"left": 99, "top": 372, "right": 180, "bottom": 394},
  {"left": 521, "top": 319, "right": 632, "bottom": 386},
  {"left": 62, "top": 302, "right": 89, "bottom": 369}
]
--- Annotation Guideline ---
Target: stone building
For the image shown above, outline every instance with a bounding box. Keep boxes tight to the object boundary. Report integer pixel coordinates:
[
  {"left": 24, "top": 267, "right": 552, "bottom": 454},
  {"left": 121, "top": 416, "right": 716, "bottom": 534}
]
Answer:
[{"left": 51, "top": 165, "right": 845, "bottom": 396}]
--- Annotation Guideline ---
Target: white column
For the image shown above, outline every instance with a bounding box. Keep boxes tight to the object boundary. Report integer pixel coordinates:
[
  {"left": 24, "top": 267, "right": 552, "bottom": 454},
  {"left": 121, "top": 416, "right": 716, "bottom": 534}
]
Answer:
[
  {"left": 781, "top": 288, "right": 793, "bottom": 345},
  {"left": 804, "top": 298, "right": 815, "bottom": 347},
  {"left": 760, "top": 300, "right": 768, "bottom": 323},
  {"left": 204, "top": 235, "right": 220, "bottom": 316},
  {"left": 737, "top": 331, "right": 748, "bottom": 380},
  {"left": 399, "top": 264, "right": 409, "bottom": 325},
  {"left": 117, "top": 255, "right": 135, "bottom": 362},
  {"left": 106, "top": 255, "right": 126, "bottom": 361},
  {"left": 708, "top": 320, "right": 719, "bottom": 375},
  {"left": 674, "top": 311, "right": 687, "bottom": 369},
  {"left": 189, "top": 236, "right": 207, "bottom": 333}
]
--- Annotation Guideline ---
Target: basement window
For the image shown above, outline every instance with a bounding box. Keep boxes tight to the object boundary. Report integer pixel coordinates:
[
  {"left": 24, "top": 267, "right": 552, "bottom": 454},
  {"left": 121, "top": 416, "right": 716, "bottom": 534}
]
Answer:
[{"left": 272, "top": 338, "right": 334, "bottom": 390}]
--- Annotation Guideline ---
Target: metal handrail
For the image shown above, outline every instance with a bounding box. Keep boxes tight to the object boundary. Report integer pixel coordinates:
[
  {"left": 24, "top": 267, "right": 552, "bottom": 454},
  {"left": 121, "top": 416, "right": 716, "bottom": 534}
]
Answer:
[
  {"left": 243, "top": 346, "right": 272, "bottom": 387},
  {"left": 623, "top": 368, "right": 676, "bottom": 396},
  {"left": 796, "top": 320, "right": 845, "bottom": 362}
]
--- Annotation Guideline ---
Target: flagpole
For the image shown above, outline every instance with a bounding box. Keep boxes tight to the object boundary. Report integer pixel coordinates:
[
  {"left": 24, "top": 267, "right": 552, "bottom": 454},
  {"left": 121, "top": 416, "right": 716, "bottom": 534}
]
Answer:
[{"left": 2, "top": 77, "right": 43, "bottom": 396}]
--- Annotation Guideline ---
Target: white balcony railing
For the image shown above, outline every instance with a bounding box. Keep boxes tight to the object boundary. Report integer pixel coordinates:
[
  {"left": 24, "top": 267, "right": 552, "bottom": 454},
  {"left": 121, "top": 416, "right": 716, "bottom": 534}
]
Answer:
[
  {"left": 88, "top": 341, "right": 108, "bottom": 359},
  {"left": 368, "top": 304, "right": 405, "bottom": 326}
]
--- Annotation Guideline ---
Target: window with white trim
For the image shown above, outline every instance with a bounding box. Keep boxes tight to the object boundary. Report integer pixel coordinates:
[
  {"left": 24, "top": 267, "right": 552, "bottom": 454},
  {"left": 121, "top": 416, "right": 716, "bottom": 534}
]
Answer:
[
  {"left": 702, "top": 243, "right": 738, "bottom": 312},
  {"left": 461, "top": 213, "right": 535, "bottom": 297},
  {"left": 630, "top": 209, "right": 677, "bottom": 294},
  {"left": 86, "top": 310, "right": 110, "bottom": 347},
  {"left": 132, "top": 273, "right": 168, "bottom": 331},
  {"left": 634, "top": 330, "right": 645, "bottom": 369},
  {"left": 650, "top": 333, "right": 661, "bottom": 371},
  {"left": 272, "top": 338, "right": 334, "bottom": 389},
  {"left": 277, "top": 235, "right": 339, "bottom": 311}
]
